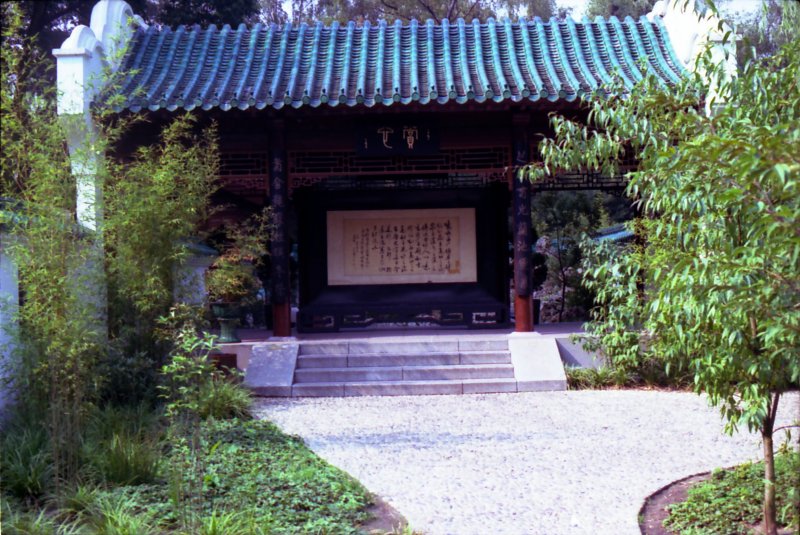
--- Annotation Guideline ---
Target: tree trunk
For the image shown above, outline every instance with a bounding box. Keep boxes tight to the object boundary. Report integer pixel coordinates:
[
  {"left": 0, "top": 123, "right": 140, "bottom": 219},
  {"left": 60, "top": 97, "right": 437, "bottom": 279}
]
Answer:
[
  {"left": 763, "top": 430, "right": 777, "bottom": 535},
  {"left": 762, "top": 393, "right": 780, "bottom": 535}
]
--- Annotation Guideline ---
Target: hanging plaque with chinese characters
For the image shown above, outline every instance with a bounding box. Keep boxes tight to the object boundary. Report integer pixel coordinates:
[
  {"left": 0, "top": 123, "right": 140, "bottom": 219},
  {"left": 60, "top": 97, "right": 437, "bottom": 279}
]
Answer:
[
  {"left": 355, "top": 121, "right": 439, "bottom": 156},
  {"left": 327, "top": 208, "right": 477, "bottom": 285}
]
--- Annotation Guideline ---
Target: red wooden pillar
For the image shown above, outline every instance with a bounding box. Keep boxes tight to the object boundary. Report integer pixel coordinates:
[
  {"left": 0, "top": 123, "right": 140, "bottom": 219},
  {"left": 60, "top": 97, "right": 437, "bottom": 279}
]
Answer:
[
  {"left": 269, "top": 120, "right": 292, "bottom": 337},
  {"left": 512, "top": 115, "right": 533, "bottom": 332}
]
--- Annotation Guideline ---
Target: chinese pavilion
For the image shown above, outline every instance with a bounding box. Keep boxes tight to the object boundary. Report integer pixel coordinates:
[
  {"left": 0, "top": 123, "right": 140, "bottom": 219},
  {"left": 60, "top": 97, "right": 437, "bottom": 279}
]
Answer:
[{"left": 53, "top": 0, "right": 726, "bottom": 337}]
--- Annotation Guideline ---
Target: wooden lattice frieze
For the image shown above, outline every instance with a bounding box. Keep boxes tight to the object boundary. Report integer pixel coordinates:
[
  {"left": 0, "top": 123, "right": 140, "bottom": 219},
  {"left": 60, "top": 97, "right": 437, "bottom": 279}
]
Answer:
[
  {"left": 532, "top": 169, "right": 630, "bottom": 192},
  {"left": 219, "top": 151, "right": 269, "bottom": 177},
  {"left": 290, "top": 173, "right": 508, "bottom": 193},
  {"left": 217, "top": 151, "right": 269, "bottom": 195},
  {"left": 219, "top": 175, "right": 267, "bottom": 195},
  {"left": 288, "top": 147, "right": 511, "bottom": 179}
]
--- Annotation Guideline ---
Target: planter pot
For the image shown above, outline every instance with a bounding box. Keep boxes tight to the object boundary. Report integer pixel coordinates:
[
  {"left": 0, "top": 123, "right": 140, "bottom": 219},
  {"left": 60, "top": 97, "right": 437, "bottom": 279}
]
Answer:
[
  {"left": 211, "top": 302, "right": 240, "bottom": 319},
  {"left": 211, "top": 302, "right": 241, "bottom": 343}
]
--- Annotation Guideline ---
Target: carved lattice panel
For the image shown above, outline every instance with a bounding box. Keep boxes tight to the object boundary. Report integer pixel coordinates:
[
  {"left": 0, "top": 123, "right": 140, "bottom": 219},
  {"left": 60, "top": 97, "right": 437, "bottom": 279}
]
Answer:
[
  {"left": 218, "top": 151, "right": 269, "bottom": 195},
  {"left": 289, "top": 147, "right": 510, "bottom": 179}
]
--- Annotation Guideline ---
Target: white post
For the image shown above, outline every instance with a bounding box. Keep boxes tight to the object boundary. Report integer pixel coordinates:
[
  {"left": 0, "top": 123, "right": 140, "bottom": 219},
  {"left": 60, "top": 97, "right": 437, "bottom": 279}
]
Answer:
[
  {"left": 53, "top": 0, "right": 143, "bottom": 231},
  {"left": 52, "top": 1, "right": 145, "bottom": 331}
]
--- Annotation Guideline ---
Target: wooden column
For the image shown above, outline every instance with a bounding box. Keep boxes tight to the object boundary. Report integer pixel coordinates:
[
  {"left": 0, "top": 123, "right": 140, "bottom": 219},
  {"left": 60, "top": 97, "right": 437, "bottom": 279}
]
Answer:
[
  {"left": 269, "top": 120, "right": 291, "bottom": 337},
  {"left": 512, "top": 116, "right": 533, "bottom": 332}
]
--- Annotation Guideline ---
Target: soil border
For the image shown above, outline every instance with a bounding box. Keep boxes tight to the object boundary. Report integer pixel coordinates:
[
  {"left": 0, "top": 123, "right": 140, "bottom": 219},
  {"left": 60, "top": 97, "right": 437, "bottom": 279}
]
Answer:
[{"left": 638, "top": 471, "right": 710, "bottom": 535}]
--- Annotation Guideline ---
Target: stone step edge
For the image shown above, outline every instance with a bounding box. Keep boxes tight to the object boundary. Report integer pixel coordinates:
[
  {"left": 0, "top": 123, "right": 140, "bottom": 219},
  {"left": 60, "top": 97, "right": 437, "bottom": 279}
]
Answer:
[
  {"left": 286, "top": 378, "right": 566, "bottom": 397},
  {"left": 298, "top": 351, "right": 512, "bottom": 363},
  {"left": 298, "top": 350, "right": 511, "bottom": 357},
  {"left": 294, "top": 364, "right": 516, "bottom": 383},
  {"left": 298, "top": 343, "right": 509, "bottom": 356},
  {"left": 295, "top": 364, "right": 514, "bottom": 373}
]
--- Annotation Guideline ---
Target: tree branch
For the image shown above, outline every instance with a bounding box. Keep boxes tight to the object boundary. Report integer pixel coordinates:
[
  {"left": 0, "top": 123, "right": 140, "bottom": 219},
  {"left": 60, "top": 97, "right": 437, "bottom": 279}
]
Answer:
[
  {"left": 380, "top": 0, "right": 399, "bottom": 12},
  {"left": 415, "top": 0, "right": 440, "bottom": 22}
]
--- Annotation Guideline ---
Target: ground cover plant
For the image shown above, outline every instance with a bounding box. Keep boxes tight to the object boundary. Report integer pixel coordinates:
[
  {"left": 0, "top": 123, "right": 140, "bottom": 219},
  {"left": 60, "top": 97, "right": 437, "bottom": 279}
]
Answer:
[
  {"left": 1, "top": 416, "right": 374, "bottom": 534},
  {"left": 664, "top": 446, "right": 800, "bottom": 534}
]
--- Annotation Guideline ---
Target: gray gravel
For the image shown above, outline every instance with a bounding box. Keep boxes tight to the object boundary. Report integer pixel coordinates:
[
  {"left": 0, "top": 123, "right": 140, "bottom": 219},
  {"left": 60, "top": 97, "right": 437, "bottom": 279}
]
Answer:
[{"left": 253, "top": 391, "right": 800, "bottom": 535}]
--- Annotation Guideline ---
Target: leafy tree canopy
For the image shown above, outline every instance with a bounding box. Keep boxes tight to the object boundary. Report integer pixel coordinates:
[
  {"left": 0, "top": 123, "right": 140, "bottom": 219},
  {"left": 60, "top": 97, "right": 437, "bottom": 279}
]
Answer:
[
  {"left": 528, "top": 4, "right": 799, "bottom": 532},
  {"left": 289, "top": 0, "right": 555, "bottom": 24},
  {"left": 156, "top": 0, "right": 262, "bottom": 27},
  {"left": 584, "top": 0, "right": 655, "bottom": 19}
]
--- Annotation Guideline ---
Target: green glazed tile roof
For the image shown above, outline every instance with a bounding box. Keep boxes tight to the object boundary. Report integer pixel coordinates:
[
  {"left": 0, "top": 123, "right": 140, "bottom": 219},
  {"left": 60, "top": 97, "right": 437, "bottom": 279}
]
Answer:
[{"left": 111, "top": 16, "right": 686, "bottom": 112}]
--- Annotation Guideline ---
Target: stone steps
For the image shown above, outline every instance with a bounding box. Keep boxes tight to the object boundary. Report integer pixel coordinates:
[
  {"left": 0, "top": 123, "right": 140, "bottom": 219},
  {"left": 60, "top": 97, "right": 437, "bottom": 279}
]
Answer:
[
  {"left": 242, "top": 333, "right": 567, "bottom": 397},
  {"left": 291, "top": 337, "right": 520, "bottom": 396}
]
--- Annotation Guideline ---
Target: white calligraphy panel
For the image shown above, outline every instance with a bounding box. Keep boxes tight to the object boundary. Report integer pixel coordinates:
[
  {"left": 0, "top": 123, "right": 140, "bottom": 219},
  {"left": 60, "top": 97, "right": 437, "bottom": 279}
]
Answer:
[{"left": 327, "top": 208, "right": 477, "bottom": 285}]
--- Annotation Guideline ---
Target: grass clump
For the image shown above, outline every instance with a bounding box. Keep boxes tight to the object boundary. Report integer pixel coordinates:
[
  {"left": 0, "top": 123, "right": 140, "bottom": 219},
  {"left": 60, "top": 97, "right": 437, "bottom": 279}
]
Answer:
[
  {"left": 565, "top": 359, "right": 692, "bottom": 390},
  {"left": 664, "top": 447, "right": 800, "bottom": 534}
]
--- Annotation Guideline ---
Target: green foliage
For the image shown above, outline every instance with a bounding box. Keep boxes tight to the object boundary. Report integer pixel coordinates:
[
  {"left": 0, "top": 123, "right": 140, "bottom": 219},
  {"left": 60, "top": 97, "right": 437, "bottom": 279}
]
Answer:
[
  {"left": 528, "top": 4, "right": 800, "bottom": 530},
  {"left": 206, "top": 207, "right": 271, "bottom": 305},
  {"left": 532, "top": 191, "right": 626, "bottom": 322},
  {"left": 565, "top": 360, "right": 692, "bottom": 390},
  {"left": 89, "top": 418, "right": 372, "bottom": 533},
  {"left": 152, "top": 419, "right": 371, "bottom": 532},
  {"left": 530, "top": 0, "right": 800, "bottom": 424},
  {"left": 2, "top": 3, "right": 106, "bottom": 487},
  {"left": 82, "top": 493, "right": 156, "bottom": 535},
  {"left": 564, "top": 365, "right": 631, "bottom": 389},
  {"left": 2, "top": 0, "right": 220, "bottom": 494},
  {"left": 3, "top": 414, "right": 375, "bottom": 534},
  {"left": 205, "top": 258, "right": 262, "bottom": 305},
  {"left": 725, "top": 0, "right": 796, "bottom": 65},
  {"left": 159, "top": 328, "right": 217, "bottom": 421},
  {"left": 664, "top": 448, "right": 800, "bottom": 533},
  {"left": 157, "top": 0, "right": 261, "bottom": 27},
  {"left": 1, "top": 506, "right": 86, "bottom": 535},
  {"left": 105, "top": 115, "right": 218, "bottom": 321}
]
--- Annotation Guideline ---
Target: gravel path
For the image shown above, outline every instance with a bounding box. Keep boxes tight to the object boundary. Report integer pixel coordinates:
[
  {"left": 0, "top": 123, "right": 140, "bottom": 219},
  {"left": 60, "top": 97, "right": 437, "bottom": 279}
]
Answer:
[{"left": 253, "top": 391, "right": 800, "bottom": 535}]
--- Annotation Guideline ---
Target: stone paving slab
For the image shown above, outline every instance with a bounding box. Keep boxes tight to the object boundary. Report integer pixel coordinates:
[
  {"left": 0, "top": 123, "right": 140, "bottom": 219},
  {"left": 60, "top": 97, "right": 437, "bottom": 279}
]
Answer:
[{"left": 254, "top": 391, "right": 800, "bottom": 535}]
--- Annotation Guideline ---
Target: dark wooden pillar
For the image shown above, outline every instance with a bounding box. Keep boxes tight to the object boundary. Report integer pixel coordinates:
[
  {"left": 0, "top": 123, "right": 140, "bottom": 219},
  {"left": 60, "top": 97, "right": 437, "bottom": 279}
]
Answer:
[
  {"left": 269, "top": 120, "right": 291, "bottom": 337},
  {"left": 512, "top": 115, "right": 533, "bottom": 332}
]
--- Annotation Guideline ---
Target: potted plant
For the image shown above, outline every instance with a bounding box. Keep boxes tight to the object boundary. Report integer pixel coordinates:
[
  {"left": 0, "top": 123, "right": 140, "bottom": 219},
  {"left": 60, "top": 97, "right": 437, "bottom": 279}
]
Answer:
[{"left": 206, "top": 209, "right": 271, "bottom": 342}]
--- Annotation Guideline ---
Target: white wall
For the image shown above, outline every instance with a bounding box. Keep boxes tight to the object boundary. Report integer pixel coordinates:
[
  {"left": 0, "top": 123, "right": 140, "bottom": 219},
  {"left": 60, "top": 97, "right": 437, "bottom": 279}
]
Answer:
[{"left": 0, "top": 232, "right": 19, "bottom": 419}]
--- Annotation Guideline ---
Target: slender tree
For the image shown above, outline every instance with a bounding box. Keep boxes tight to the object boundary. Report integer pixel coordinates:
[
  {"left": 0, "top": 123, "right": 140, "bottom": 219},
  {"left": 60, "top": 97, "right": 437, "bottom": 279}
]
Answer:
[{"left": 527, "top": 5, "right": 800, "bottom": 533}]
